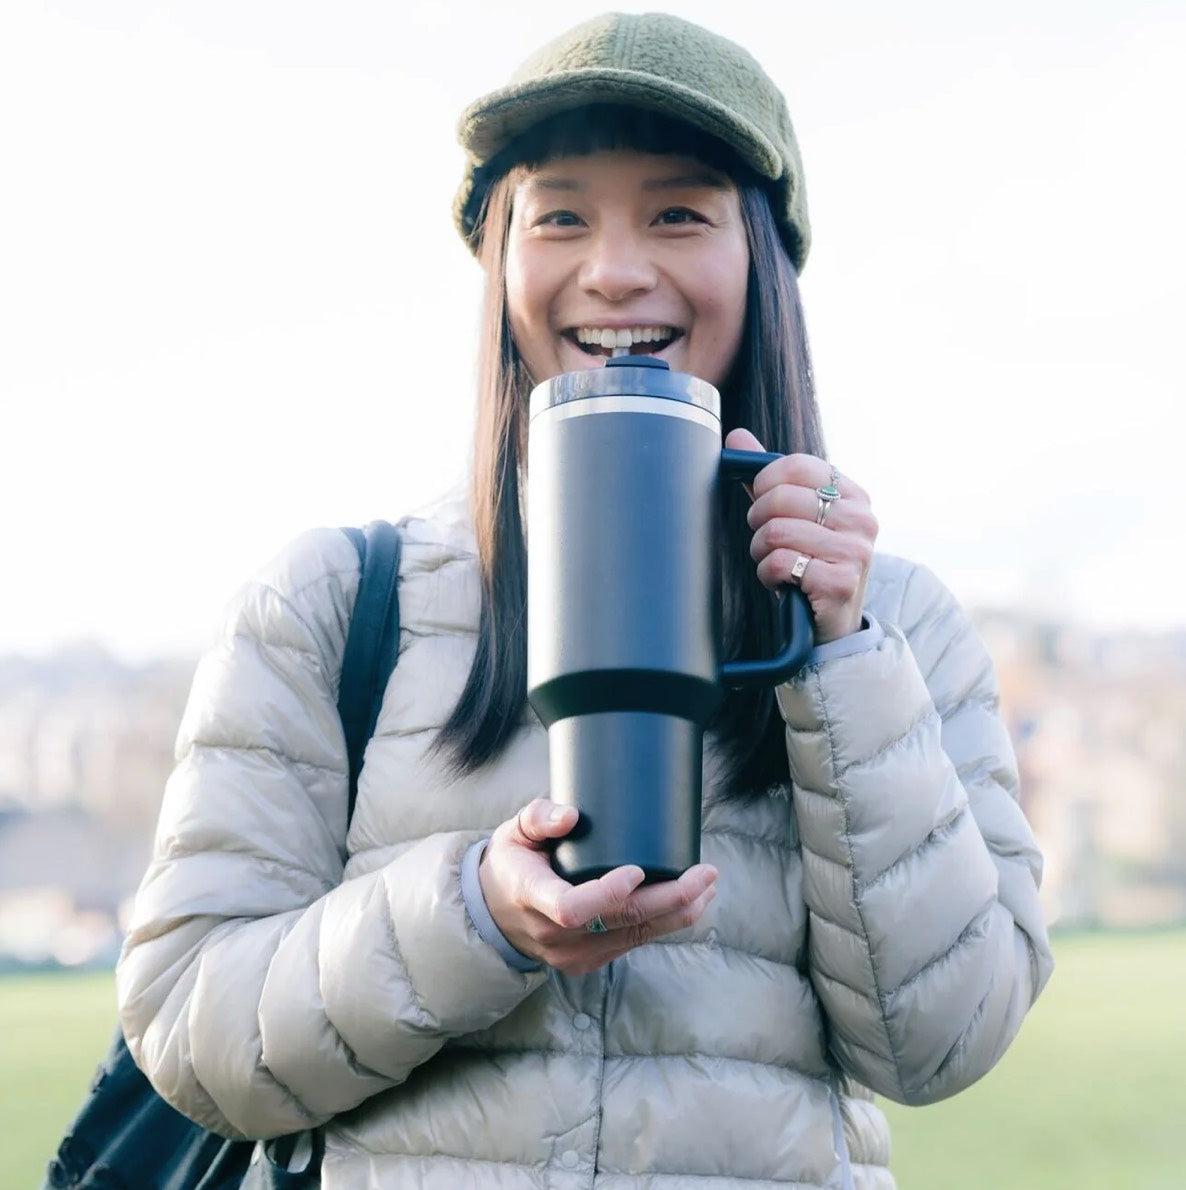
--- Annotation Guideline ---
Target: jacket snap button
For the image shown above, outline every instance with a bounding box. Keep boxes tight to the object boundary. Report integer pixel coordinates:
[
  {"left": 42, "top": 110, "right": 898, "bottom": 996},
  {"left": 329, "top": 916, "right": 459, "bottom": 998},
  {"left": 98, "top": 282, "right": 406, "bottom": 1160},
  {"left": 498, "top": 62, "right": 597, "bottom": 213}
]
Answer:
[
  {"left": 572, "top": 1012, "right": 593, "bottom": 1030},
  {"left": 560, "top": 1149, "right": 579, "bottom": 1169}
]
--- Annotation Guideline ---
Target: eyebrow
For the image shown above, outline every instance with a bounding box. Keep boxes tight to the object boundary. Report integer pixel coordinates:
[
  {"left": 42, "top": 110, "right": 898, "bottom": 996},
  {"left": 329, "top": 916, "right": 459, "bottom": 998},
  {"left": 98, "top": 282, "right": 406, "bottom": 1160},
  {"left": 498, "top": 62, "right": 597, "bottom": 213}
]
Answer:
[
  {"left": 642, "top": 172, "right": 731, "bottom": 192},
  {"left": 524, "top": 170, "right": 732, "bottom": 194}
]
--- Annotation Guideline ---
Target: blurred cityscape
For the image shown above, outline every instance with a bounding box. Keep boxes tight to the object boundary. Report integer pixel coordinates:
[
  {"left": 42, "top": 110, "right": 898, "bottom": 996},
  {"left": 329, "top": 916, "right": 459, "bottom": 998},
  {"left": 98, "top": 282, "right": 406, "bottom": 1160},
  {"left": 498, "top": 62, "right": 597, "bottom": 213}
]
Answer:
[{"left": 1, "top": 609, "right": 1184, "bottom": 970}]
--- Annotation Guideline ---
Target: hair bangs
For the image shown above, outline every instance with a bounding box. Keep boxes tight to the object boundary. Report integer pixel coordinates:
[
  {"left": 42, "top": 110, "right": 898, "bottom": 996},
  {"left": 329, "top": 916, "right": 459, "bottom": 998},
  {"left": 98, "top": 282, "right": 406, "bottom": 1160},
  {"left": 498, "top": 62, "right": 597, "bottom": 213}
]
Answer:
[{"left": 507, "top": 104, "right": 752, "bottom": 176}]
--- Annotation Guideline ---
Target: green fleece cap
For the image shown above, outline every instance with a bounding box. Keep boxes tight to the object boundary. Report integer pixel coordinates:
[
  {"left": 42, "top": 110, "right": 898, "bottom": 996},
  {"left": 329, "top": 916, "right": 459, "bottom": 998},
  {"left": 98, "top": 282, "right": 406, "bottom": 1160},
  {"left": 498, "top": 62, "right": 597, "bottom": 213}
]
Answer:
[{"left": 454, "top": 11, "right": 810, "bottom": 271}]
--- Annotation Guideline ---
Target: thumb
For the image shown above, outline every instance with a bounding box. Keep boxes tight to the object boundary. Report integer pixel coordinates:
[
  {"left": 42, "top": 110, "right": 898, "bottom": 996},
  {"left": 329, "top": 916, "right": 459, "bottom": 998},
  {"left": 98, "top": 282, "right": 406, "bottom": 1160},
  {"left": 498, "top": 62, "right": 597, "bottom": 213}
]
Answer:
[
  {"left": 513, "top": 799, "right": 578, "bottom": 847},
  {"left": 724, "top": 427, "right": 765, "bottom": 501},
  {"left": 725, "top": 427, "right": 765, "bottom": 453}
]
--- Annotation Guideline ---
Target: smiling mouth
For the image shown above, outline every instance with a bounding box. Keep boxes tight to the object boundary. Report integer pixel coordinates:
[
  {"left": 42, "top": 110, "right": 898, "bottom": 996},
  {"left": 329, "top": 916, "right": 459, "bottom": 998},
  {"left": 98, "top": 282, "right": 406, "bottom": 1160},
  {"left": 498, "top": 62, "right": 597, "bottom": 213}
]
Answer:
[{"left": 566, "top": 325, "right": 682, "bottom": 358}]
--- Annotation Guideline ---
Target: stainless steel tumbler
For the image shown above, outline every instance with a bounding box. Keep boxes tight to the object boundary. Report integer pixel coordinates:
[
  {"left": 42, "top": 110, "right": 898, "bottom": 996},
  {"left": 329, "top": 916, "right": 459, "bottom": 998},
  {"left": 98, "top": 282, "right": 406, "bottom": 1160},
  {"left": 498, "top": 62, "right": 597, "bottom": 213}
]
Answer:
[{"left": 526, "top": 356, "right": 813, "bottom": 883}]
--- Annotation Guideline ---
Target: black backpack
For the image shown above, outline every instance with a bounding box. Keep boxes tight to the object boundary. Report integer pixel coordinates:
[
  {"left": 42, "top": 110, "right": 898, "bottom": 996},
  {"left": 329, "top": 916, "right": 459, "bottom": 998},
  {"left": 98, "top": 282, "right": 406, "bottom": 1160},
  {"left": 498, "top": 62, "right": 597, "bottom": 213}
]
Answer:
[{"left": 43, "top": 521, "right": 403, "bottom": 1190}]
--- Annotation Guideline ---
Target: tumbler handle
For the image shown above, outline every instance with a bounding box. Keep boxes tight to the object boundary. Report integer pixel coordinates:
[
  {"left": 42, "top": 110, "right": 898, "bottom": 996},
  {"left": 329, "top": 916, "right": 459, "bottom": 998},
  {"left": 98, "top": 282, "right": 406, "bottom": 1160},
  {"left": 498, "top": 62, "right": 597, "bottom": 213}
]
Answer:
[{"left": 719, "top": 448, "right": 815, "bottom": 688}]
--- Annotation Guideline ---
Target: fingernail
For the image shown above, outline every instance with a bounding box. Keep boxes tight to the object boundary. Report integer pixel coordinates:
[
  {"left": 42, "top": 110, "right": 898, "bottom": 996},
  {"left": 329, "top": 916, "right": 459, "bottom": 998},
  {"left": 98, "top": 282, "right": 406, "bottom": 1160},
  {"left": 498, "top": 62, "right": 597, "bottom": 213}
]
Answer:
[{"left": 548, "top": 807, "right": 567, "bottom": 824}]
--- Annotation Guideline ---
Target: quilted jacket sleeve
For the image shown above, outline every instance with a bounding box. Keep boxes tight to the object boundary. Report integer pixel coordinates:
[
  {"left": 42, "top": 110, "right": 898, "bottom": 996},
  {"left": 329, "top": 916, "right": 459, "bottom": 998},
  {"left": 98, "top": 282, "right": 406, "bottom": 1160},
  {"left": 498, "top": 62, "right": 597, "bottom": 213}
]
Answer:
[
  {"left": 115, "top": 529, "right": 545, "bottom": 1140},
  {"left": 775, "top": 559, "right": 1053, "bottom": 1105}
]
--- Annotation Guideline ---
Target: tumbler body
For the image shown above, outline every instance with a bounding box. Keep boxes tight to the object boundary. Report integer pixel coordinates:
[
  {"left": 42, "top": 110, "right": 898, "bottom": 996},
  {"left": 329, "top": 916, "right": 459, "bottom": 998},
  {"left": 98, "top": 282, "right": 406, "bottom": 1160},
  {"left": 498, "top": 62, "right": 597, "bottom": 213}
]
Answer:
[{"left": 526, "top": 362, "right": 723, "bottom": 882}]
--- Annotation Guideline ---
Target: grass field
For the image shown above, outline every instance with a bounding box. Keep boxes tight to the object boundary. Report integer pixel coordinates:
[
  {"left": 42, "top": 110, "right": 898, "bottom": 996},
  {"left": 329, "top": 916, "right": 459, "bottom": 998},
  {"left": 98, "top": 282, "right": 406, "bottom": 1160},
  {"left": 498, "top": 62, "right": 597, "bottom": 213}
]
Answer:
[{"left": 4, "top": 931, "right": 1185, "bottom": 1188}]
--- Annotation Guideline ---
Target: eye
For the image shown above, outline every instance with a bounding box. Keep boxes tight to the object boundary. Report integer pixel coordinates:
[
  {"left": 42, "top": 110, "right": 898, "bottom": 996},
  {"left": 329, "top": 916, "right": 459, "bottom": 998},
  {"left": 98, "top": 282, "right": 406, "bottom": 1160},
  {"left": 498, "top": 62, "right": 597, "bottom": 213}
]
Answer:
[
  {"left": 654, "top": 207, "right": 705, "bottom": 226},
  {"left": 535, "top": 210, "right": 584, "bottom": 228}
]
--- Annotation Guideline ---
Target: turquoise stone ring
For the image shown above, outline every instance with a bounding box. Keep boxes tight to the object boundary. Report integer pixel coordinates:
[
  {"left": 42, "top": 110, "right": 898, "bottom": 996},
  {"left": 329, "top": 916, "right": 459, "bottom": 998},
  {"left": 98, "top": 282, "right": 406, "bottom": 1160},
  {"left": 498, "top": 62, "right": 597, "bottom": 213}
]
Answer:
[{"left": 815, "top": 466, "right": 842, "bottom": 525}]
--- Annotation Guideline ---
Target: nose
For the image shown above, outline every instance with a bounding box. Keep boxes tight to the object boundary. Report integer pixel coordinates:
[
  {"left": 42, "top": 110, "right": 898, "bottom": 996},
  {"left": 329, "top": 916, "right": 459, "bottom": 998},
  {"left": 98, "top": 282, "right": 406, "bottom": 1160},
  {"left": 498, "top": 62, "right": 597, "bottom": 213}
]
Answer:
[{"left": 577, "top": 225, "right": 658, "bottom": 302}]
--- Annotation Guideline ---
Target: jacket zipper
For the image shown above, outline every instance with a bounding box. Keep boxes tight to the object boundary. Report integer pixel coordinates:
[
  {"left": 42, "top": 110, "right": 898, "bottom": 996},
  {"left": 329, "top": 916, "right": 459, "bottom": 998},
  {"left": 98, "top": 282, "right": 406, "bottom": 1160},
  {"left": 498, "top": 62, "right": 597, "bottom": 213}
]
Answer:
[{"left": 828, "top": 1085, "right": 854, "bottom": 1190}]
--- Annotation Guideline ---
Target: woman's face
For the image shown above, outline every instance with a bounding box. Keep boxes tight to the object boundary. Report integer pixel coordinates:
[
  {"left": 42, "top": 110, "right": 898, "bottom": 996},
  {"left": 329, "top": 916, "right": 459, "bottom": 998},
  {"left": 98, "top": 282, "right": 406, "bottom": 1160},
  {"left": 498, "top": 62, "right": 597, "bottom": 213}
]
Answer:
[{"left": 504, "top": 149, "right": 749, "bottom": 388}]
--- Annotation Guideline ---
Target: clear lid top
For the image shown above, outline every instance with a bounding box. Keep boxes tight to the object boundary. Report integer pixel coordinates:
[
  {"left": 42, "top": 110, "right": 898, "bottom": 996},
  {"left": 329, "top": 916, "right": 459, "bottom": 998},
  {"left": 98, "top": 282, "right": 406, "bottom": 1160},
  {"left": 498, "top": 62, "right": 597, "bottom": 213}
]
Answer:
[{"left": 528, "top": 356, "right": 721, "bottom": 422}]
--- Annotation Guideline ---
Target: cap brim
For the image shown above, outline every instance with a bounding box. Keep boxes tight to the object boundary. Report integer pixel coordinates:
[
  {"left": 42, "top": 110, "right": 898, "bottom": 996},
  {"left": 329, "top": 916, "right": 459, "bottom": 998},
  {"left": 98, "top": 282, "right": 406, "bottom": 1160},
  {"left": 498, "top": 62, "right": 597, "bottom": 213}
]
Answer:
[{"left": 459, "top": 69, "right": 783, "bottom": 182}]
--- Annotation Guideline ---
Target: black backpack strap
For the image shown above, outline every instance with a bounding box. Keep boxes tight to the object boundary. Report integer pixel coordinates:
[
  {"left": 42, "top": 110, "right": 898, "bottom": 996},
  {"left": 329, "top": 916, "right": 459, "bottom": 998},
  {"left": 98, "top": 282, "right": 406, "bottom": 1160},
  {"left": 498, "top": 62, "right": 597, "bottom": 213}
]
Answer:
[{"left": 337, "top": 520, "right": 402, "bottom": 817}]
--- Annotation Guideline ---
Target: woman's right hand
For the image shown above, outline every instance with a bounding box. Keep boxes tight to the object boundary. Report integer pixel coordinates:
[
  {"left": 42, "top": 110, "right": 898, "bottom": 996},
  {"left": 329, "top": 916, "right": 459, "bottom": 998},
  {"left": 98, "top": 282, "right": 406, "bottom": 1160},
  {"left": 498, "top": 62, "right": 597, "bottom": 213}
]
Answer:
[{"left": 479, "top": 799, "right": 718, "bottom": 976}]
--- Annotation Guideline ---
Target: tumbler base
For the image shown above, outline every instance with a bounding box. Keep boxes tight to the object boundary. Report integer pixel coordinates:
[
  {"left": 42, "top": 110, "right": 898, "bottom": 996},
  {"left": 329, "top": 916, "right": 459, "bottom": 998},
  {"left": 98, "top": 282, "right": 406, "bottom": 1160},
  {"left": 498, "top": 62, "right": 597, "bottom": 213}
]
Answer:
[{"left": 548, "top": 711, "right": 703, "bottom": 885}]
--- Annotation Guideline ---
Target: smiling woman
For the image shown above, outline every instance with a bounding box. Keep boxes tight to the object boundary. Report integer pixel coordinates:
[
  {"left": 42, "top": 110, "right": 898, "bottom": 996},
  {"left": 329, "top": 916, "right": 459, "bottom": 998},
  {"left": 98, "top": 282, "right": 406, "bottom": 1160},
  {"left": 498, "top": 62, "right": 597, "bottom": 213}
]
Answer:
[
  {"left": 504, "top": 145, "right": 749, "bottom": 385},
  {"left": 112, "top": 11, "right": 1053, "bottom": 1190}
]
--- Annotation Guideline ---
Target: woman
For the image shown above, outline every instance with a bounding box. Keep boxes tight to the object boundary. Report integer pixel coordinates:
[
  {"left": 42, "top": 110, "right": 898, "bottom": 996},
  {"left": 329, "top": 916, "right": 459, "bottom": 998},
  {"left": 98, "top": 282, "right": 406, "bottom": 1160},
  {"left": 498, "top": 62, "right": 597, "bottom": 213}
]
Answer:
[{"left": 118, "top": 12, "right": 1053, "bottom": 1188}]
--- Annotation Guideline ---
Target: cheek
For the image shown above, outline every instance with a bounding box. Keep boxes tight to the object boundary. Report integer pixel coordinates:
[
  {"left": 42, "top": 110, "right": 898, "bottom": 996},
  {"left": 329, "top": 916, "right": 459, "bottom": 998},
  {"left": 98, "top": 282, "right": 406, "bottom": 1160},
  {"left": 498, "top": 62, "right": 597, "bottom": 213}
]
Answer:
[
  {"left": 702, "top": 241, "right": 749, "bottom": 346},
  {"left": 723, "top": 238, "right": 750, "bottom": 322},
  {"left": 503, "top": 239, "right": 559, "bottom": 383},
  {"left": 503, "top": 242, "right": 532, "bottom": 334}
]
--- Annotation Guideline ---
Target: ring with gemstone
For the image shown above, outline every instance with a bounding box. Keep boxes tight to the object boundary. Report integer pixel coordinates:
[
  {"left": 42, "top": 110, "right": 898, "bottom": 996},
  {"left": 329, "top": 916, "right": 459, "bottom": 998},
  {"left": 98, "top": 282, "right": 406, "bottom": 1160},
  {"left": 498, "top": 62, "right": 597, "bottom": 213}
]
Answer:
[
  {"left": 789, "top": 554, "right": 812, "bottom": 586},
  {"left": 814, "top": 465, "right": 841, "bottom": 525},
  {"left": 586, "top": 915, "right": 609, "bottom": 934}
]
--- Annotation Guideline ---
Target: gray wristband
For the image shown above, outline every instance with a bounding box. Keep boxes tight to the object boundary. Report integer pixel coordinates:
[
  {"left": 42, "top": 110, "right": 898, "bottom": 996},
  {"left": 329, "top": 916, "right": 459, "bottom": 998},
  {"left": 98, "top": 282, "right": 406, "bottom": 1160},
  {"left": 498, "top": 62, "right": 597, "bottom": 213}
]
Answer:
[
  {"left": 460, "top": 838, "right": 543, "bottom": 973},
  {"left": 803, "top": 613, "right": 884, "bottom": 666}
]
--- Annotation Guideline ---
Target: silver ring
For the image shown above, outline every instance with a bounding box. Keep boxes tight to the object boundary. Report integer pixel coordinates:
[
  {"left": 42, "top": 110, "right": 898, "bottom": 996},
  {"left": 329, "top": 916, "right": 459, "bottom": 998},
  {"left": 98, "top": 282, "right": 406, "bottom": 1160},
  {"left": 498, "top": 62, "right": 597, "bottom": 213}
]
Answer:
[
  {"left": 586, "top": 914, "right": 609, "bottom": 934},
  {"left": 789, "top": 554, "right": 812, "bottom": 586},
  {"left": 814, "top": 467, "right": 841, "bottom": 526}
]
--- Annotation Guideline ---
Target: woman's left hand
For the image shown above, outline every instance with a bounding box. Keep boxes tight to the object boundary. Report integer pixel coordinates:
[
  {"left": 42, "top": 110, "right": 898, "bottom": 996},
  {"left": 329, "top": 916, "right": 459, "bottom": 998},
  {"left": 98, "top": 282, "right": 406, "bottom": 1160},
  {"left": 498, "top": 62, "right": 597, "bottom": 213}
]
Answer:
[{"left": 726, "top": 428, "right": 879, "bottom": 645}]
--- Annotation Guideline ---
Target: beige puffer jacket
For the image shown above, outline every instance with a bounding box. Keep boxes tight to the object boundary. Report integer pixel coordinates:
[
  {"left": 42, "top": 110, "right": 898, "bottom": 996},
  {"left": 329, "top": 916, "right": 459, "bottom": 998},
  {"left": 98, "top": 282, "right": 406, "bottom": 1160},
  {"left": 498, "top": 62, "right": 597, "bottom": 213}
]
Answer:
[{"left": 117, "top": 503, "right": 1053, "bottom": 1189}]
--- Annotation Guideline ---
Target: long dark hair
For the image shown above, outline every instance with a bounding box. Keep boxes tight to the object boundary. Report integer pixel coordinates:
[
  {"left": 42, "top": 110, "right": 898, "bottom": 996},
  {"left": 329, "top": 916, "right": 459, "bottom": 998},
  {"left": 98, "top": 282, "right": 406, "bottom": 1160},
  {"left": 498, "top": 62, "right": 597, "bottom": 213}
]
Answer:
[{"left": 439, "top": 106, "right": 826, "bottom": 798}]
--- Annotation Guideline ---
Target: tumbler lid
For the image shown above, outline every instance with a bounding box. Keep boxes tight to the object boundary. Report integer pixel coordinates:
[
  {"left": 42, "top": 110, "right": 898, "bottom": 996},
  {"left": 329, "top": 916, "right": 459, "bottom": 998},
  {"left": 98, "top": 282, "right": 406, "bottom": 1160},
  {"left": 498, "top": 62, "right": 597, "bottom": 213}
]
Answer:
[
  {"left": 605, "top": 354, "right": 669, "bottom": 371},
  {"left": 529, "top": 358, "right": 721, "bottom": 421}
]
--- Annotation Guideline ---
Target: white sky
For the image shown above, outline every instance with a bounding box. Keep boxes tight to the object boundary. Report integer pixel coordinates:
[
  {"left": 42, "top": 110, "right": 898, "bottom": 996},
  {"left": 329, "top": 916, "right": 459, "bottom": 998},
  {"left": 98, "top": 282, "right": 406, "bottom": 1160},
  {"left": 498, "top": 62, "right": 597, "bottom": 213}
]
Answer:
[{"left": 2, "top": 0, "right": 1183, "bottom": 660}]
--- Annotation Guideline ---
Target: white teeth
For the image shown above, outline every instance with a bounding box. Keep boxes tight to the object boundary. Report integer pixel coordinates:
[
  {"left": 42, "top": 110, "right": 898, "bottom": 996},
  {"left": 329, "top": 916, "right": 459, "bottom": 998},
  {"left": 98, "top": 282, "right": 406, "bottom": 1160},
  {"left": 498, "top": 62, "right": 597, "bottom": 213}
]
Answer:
[{"left": 575, "top": 326, "right": 675, "bottom": 347}]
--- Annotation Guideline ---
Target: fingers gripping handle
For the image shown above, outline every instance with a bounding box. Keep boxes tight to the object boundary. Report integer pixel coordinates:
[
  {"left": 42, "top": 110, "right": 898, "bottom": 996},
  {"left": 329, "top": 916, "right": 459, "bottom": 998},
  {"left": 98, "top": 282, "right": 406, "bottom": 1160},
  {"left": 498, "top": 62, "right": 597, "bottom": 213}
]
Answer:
[{"left": 719, "top": 448, "right": 815, "bottom": 688}]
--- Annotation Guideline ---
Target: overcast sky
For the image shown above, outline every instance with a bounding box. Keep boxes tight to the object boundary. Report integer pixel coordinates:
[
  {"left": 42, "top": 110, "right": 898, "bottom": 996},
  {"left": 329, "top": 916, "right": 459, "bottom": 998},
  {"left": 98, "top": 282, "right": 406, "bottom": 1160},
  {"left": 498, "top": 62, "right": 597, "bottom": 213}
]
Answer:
[{"left": 2, "top": 0, "right": 1183, "bottom": 660}]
